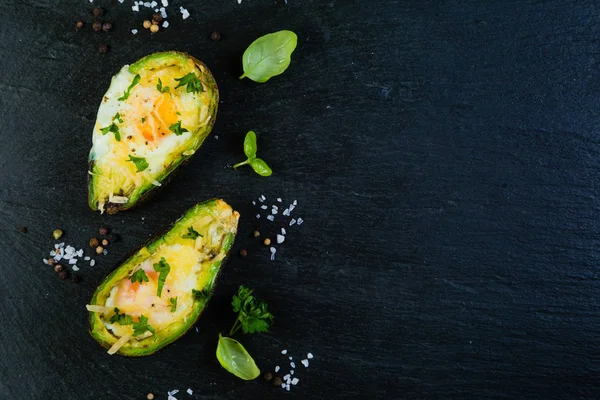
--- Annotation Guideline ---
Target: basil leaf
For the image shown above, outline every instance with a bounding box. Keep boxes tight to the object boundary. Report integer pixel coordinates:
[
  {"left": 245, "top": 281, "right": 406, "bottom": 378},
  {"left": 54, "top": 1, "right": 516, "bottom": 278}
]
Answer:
[
  {"left": 216, "top": 334, "right": 260, "bottom": 380},
  {"left": 240, "top": 30, "right": 297, "bottom": 83},
  {"left": 249, "top": 158, "right": 272, "bottom": 176},
  {"left": 243, "top": 131, "right": 257, "bottom": 158}
]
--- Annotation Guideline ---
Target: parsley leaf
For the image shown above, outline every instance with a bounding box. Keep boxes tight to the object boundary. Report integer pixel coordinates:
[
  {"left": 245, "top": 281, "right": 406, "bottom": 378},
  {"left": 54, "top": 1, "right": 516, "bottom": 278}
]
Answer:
[
  {"left": 174, "top": 72, "right": 203, "bottom": 94},
  {"left": 100, "top": 123, "right": 121, "bottom": 142},
  {"left": 182, "top": 226, "right": 202, "bottom": 240},
  {"left": 141, "top": 117, "right": 146, "bottom": 123},
  {"left": 109, "top": 307, "right": 133, "bottom": 325},
  {"left": 169, "top": 297, "right": 178, "bottom": 312},
  {"left": 113, "top": 112, "right": 124, "bottom": 123},
  {"left": 153, "top": 257, "right": 171, "bottom": 297},
  {"left": 130, "top": 268, "right": 149, "bottom": 284},
  {"left": 132, "top": 315, "right": 156, "bottom": 340},
  {"left": 118, "top": 74, "right": 141, "bottom": 101},
  {"left": 127, "top": 155, "right": 149, "bottom": 173},
  {"left": 229, "top": 285, "right": 274, "bottom": 336},
  {"left": 169, "top": 121, "right": 189, "bottom": 136},
  {"left": 157, "top": 78, "right": 170, "bottom": 93}
]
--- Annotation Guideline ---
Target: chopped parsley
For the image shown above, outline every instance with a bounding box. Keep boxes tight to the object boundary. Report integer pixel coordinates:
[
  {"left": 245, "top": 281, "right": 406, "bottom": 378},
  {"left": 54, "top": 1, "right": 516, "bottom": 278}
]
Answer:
[
  {"left": 100, "top": 123, "right": 121, "bottom": 142},
  {"left": 132, "top": 315, "right": 156, "bottom": 340},
  {"left": 109, "top": 307, "right": 133, "bottom": 325},
  {"left": 182, "top": 226, "right": 202, "bottom": 240},
  {"left": 169, "top": 297, "right": 178, "bottom": 312},
  {"left": 174, "top": 72, "right": 203, "bottom": 94},
  {"left": 169, "top": 121, "right": 189, "bottom": 136},
  {"left": 153, "top": 257, "right": 171, "bottom": 297},
  {"left": 127, "top": 155, "right": 149, "bottom": 173},
  {"left": 156, "top": 78, "right": 170, "bottom": 93},
  {"left": 230, "top": 285, "right": 274, "bottom": 335},
  {"left": 113, "top": 112, "right": 123, "bottom": 123},
  {"left": 130, "top": 268, "right": 149, "bottom": 284},
  {"left": 141, "top": 117, "right": 146, "bottom": 123},
  {"left": 118, "top": 74, "right": 141, "bottom": 101}
]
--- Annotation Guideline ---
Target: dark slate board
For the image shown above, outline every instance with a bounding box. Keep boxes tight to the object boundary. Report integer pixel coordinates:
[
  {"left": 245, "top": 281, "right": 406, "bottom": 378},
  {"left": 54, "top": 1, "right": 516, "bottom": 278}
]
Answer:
[{"left": 1, "top": 0, "right": 599, "bottom": 399}]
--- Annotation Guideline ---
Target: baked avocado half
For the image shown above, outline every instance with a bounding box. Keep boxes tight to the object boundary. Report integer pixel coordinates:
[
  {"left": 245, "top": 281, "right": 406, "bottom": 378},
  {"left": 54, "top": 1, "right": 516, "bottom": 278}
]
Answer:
[
  {"left": 86, "top": 199, "right": 239, "bottom": 356},
  {"left": 88, "top": 51, "right": 219, "bottom": 214}
]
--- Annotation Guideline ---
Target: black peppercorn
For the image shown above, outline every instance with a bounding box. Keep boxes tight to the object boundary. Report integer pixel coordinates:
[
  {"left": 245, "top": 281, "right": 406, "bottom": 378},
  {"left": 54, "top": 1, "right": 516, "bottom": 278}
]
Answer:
[
  {"left": 89, "top": 238, "right": 99, "bottom": 248},
  {"left": 264, "top": 372, "right": 273, "bottom": 381},
  {"left": 76, "top": 21, "right": 84, "bottom": 29},
  {"left": 92, "top": 7, "right": 104, "bottom": 17},
  {"left": 48, "top": 258, "right": 56, "bottom": 266},
  {"left": 210, "top": 31, "right": 221, "bottom": 41},
  {"left": 99, "top": 226, "right": 109, "bottom": 235},
  {"left": 58, "top": 270, "right": 68, "bottom": 280},
  {"left": 54, "top": 264, "right": 63, "bottom": 273},
  {"left": 152, "top": 13, "right": 163, "bottom": 22},
  {"left": 99, "top": 44, "right": 109, "bottom": 53},
  {"left": 272, "top": 376, "right": 282, "bottom": 387},
  {"left": 240, "top": 249, "right": 247, "bottom": 257},
  {"left": 102, "top": 22, "right": 112, "bottom": 32},
  {"left": 72, "top": 275, "right": 81, "bottom": 283},
  {"left": 92, "top": 21, "right": 102, "bottom": 32}
]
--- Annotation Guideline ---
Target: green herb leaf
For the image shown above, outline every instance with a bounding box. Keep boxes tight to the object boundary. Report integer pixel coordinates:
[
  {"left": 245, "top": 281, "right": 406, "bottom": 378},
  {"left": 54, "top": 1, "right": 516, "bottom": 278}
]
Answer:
[
  {"left": 169, "top": 297, "right": 178, "bottom": 312},
  {"left": 132, "top": 315, "right": 156, "bottom": 340},
  {"left": 153, "top": 257, "right": 171, "bottom": 297},
  {"left": 216, "top": 334, "right": 260, "bottom": 380},
  {"left": 239, "top": 30, "right": 297, "bottom": 83},
  {"left": 141, "top": 117, "right": 146, "bottom": 123},
  {"left": 100, "top": 123, "right": 121, "bottom": 142},
  {"left": 130, "top": 268, "right": 149, "bottom": 284},
  {"left": 249, "top": 158, "right": 272, "bottom": 176},
  {"left": 232, "top": 131, "right": 272, "bottom": 176},
  {"left": 109, "top": 307, "right": 133, "bottom": 325},
  {"left": 126, "top": 155, "right": 149, "bottom": 173},
  {"left": 182, "top": 226, "right": 202, "bottom": 240},
  {"left": 118, "top": 74, "right": 141, "bottom": 101},
  {"left": 169, "top": 121, "right": 189, "bottom": 136},
  {"left": 157, "top": 78, "right": 170, "bottom": 93},
  {"left": 113, "top": 112, "right": 124, "bottom": 123},
  {"left": 229, "top": 285, "right": 274, "bottom": 336},
  {"left": 243, "top": 130, "right": 257, "bottom": 158},
  {"left": 174, "top": 72, "right": 203, "bottom": 94}
]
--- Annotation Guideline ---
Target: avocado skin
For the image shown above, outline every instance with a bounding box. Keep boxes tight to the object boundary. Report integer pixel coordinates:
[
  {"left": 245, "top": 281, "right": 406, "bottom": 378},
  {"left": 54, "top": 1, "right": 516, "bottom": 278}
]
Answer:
[
  {"left": 88, "top": 199, "right": 238, "bottom": 356},
  {"left": 88, "top": 51, "right": 219, "bottom": 214}
]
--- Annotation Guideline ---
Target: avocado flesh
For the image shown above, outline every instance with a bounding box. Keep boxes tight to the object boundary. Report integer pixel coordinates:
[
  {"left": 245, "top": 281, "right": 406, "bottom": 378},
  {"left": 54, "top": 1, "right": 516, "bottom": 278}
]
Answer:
[
  {"left": 88, "top": 199, "right": 239, "bottom": 356},
  {"left": 88, "top": 51, "right": 219, "bottom": 214}
]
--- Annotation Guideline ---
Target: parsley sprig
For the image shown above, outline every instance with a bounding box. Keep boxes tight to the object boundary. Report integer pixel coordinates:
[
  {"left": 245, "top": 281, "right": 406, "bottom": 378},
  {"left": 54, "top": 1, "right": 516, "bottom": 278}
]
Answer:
[
  {"left": 133, "top": 315, "right": 156, "bottom": 339},
  {"left": 229, "top": 285, "right": 274, "bottom": 336},
  {"left": 157, "top": 78, "right": 170, "bottom": 94},
  {"left": 109, "top": 307, "right": 133, "bottom": 325},
  {"left": 153, "top": 257, "right": 171, "bottom": 297},
  {"left": 127, "top": 155, "right": 149, "bottom": 172},
  {"left": 174, "top": 72, "right": 203, "bottom": 94},
  {"left": 118, "top": 74, "right": 141, "bottom": 101},
  {"left": 169, "top": 121, "right": 189, "bottom": 136},
  {"left": 182, "top": 226, "right": 202, "bottom": 240},
  {"left": 100, "top": 123, "right": 121, "bottom": 142},
  {"left": 130, "top": 268, "right": 149, "bottom": 284}
]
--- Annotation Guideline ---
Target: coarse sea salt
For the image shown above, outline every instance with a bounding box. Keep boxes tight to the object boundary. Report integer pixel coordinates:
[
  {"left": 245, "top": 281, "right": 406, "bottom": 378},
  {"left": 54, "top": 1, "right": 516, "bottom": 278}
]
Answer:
[
  {"left": 277, "top": 234, "right": 285, "bottom": 244},
  {"left": 277, "top": 198, "right": 282, "bottom": 202},
  {"left": 90, "top": 259, "right": 96, "bottom": 267},
  {"left": 261, "top": 205, "right": 268, "bottom": 210},
  {"left": 270, "top": 247, "right": 276, "bottom": 260},
  {"left": 281, "top": 349, "right": 287, "bottom": 355},
  {"left": 256, "top": 214, "right": 261, "bottom": 219},
  {"left": 275, "top": 365, "right": 280, "bottom": 372},
  {"left": 291, "top": 377, "right": 299, "bottom": 385},
  {"left": 301, "top": 359, "right": 309, "bottom": 367},
  {"left": 290, "top": 361, "right": 295, "bottom": 368},
  {"left": 72, "top": 266, "right": 79, "bottom": 272},
  {"left": 186, "top": 388, "right": 193, "bottom": 395},
  {"left": 162, "top": 20, "right": 169, "bottom": 28},
  {"left": 266, "top": 215, "right": 275, "bottom": 221},
  {"left": 307, "top": 352, "right": 313, "bottom": 359}
]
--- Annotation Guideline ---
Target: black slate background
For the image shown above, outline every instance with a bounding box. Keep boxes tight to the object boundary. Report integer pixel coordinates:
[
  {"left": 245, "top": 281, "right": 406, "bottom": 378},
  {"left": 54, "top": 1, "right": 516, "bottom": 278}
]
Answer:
[{"left": 1, "top": 0, "right": 600, "bottom": 399}]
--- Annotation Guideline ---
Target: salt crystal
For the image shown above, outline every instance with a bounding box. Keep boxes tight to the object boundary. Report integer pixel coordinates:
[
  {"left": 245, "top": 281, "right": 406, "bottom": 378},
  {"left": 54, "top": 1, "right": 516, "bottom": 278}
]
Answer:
[
  {"left": 90, "top": 259, "right": 96, "bottom": 267},
  {"left": 289, "top": 204, "right": 295, "bottom": 212},
  {"left": 281, "top": 383, "right": 286, "bottom": 388},
  {"left": 272, "top": 205, "right": 278, "bottom": 210},
  {"left": 286, "top": 385, "right": 290, "bottom": 391},
  {"left": 270, "top": 247, "right": 277, "bottom": 260},
  {"left": 84, "top": 256, "right": 91, "bottom": 261},
  {"left": 266, "top": 215, "right": 274, "bottom": 221},
  {"left": 290, "top": 370, "right": 294, "bottom": 375},
  {"left": 277, "top": 198, "right": 282, "bottom": 202},
  {"left": 168, "top": 389, "right": 179, "bottom": 396},
  {"left": 289, "top": 219, "right": 297, "bottom": 226},
  {"left": 271, "top": 209, "right": 278, "bottom": 215},
  {"left": 43, "top": 259, "right": 48, "bottom": 265},
  {"left": 50, "top": 251, "right": 56, "bottom": 256},
  {"left": 290, "top": 361, "right": 295, "bottom": 368},
  {"left": 289, "top": 356, "right": 293, "bottom": 360},
  {"left": 307, "top": 352, "right": 313, "bottom": 359},
  {"left": 131, "top": 29, "right": 138, "bottom": 34},
  {"left": 160, "top": 7, "right": 167, "bottom": 18},
  {"left": 132, "top": 5, "right": 140, "bottom": 12},
  {"left": 118, "top": 0, "right": 124, "bottom": 3},
  {"left": 162, "top": 20, "right": 169, "bottom": 28},
  {"left": 283, "top": 374, "right": 290, "bottom": 381},
  {"left": 103, "top": 249, "right": 108, "bottom": 255},
  {"left": 277, "top": 234, "right": 285, "bottom": 244},
  {"left": 283, "top": 209, "right": 290, "bottom": 216},
  {"left": 256, "top": 214, "right": 261, "bottom": 219},
  {"left": 260, "top": 195, "right": 266, "bottom": 201},
  {"left": 161, "top": 0, "right": 169, "bottom": 6},
  {"left": 291, "top": 377, "right": 299, "bottom": 385},
  {"left": 72, "top": 266, "right": 79, "bottom": 272},
  {"left": 54, "top": 244, "right": 60, "bottom": 249},
  {"left": 293, "top": 200, "right": 297, "bottom": 205},
  {"left": 281, "top": 228, "right": 286, "bottom": 235},
  {"left": 69, "top": 259, "right": 77, "bottom": 265},
  {"left": 275, "top": 365, "right": 280, "bottom": 372},
  {"left": 281, "top": 349, "right": 287, "bottom": 355},
  {"left": 150, "top": 1, "right": 157, "bottom": 7},
  {"left": 297, "top": 218, "right": 304, "bottom": 225},
  {"left": 261, "top": 205, "right": 267, "bottom": 210},
  {"left": 301, "top": 359, "right": 309, "bottom": 367},
  {"left": 186, "top": 389, "right": 193, "bottom": 395}
]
